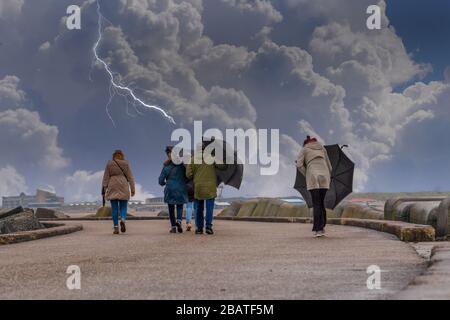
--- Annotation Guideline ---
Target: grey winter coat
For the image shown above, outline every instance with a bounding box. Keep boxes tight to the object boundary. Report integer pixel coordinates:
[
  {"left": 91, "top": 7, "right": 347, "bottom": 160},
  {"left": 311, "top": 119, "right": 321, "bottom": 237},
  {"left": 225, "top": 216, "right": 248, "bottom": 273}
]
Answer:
[
  {"left": 296, "top": 142, "right": 332, "bottom": 190},
  {"left": 102, "top": 159, "right": 136, "bottom": 201}
]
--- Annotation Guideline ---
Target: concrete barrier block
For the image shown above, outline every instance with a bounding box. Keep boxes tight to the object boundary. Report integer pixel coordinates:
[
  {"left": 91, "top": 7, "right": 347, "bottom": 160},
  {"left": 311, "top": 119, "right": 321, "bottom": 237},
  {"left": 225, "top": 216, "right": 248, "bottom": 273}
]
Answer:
[
  {"left": 331, "top": 218, "right": 434, "bottom": 242},
  {"left": 398, "top": 225, "right": 435, "bottom": 242},
  {"left": 0, "top": 223, "right": 83, "bottom": 245},
  {"left": 339, "top": 205, "right": 383, "bottom": 220},
  {"left": 326, "top": 209, "right": 339, "bottom": 219},
  {"left": 35, "top": 208, "right": 69, "bottom": 219},
  {"left": 219, "top": 201, "right": 243, "bottom": 217},
  {"left": 237, "top": 200, "right": 259, "bottom": 217},
  {"left": 385, "top": 197, "right": 446, "bottom": 221},
  {"left": 252, "top": 198, "right": 271, "bottom": 217},
  {"left": 333, "top": 206, "right": 345, "bottom": 218},
  {"left": 262, "top": 199, "right": 284, "bottom": 217},
  {"left": 0, "top": 207, "right": 26, "bottom": 220},
  {"left": 96, "top": 206, "right": 112, "bottom": 217},
  {"left": 277, "top": 203, "right": 310, "bottom": 217},
  {"left": 408, "top": 203, "right": 439, "bottom": 226},
  {"left": 436, "top": 198, "right": 450, "bottom": 238}
]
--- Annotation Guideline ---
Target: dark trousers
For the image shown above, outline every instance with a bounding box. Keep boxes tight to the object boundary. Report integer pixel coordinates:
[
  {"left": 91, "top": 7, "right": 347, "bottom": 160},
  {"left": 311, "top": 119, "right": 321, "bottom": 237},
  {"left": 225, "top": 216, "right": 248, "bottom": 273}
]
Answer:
[
  {"left": 310, "top": 189, "right": 327, "bottom": 232},
  {"left": 168, "top": 204, "right": 183, "bottom": 227},
  {"left": 195, "top": 198, "right": 215, "bottom": 230}
]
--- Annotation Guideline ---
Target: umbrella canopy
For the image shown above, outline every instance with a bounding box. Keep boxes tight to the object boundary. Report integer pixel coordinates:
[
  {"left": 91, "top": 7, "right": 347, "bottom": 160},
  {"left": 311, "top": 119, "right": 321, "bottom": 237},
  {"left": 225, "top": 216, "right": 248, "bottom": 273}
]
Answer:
[
  {"left": 174, "top": 140, "right": 244, "bottom": 190},
  {"left": 294, "top": 144, "right": 354, "bottom": 209},
  {"left": 211, "top": 139, "right": 244, "bottom": 189}
]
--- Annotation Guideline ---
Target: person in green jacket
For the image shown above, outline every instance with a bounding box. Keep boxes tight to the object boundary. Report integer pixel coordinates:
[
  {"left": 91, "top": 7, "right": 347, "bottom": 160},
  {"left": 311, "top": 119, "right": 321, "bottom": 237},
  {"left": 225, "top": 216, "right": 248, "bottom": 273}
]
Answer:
[{"left": 186, "top": 139, "right": 226, "bottom": 235}]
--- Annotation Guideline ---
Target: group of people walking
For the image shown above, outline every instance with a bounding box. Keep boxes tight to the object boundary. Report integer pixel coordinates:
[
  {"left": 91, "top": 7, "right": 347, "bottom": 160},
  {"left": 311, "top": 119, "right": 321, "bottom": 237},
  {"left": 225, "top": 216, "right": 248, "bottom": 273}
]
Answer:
[
  {"left": 101, "top": 139, "right": 226, "bottom": 235},
  {"left": 102, "top": 135, "right": 333, "bottom": 238},
  {"left": 157, "top": 142, "right": 225, "bottom": 235}
]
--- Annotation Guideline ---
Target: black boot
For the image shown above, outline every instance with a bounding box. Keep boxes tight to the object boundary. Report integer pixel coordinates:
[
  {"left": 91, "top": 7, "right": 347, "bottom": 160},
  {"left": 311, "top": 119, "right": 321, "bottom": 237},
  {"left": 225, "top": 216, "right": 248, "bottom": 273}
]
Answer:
[{"left": 176, "top": 221, "right": 183, "bottom": 233}]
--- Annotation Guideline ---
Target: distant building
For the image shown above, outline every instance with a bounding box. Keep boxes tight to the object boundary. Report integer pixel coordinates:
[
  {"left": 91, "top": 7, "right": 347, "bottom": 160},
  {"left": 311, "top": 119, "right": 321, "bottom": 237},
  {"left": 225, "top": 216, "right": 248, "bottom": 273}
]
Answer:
[
  {"left": 280, "top": 198, "right": 305, "bottom": 204},
  {"left": 145, "top": 197, "right": 164, "bottom": 204},
  {"left": 2, "top": 188, "right": 64, "bottom": 209},
  {"left": 215, "top": 201, "right": 230, "bottom": 209},
  {"left": 349, "top": 198, "right": 375, "bottom": 203}
]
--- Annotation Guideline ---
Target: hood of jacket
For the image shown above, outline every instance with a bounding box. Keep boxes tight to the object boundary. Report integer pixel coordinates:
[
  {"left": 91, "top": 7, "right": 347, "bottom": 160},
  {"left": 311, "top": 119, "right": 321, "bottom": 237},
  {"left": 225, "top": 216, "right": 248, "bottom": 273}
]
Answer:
[
  {"left": 192, "top": 150, "right": 217, "bottom": 165},
  {"left": 305, "top": 141, "right": 325, "bottom": 151}
]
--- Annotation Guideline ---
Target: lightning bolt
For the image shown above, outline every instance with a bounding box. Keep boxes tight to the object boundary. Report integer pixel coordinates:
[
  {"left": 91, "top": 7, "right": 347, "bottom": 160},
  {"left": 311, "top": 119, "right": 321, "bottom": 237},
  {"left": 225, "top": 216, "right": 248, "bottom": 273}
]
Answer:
[{"left": 92, "top": 0, "right": 176, "bottom": 125}]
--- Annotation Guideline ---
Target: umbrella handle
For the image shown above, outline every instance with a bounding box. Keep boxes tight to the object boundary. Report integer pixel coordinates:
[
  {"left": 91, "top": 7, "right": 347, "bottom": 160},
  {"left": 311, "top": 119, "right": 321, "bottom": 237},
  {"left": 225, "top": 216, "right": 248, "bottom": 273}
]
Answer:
[{"left": 340, "top": 144, "right": 349, "bottom": 149}]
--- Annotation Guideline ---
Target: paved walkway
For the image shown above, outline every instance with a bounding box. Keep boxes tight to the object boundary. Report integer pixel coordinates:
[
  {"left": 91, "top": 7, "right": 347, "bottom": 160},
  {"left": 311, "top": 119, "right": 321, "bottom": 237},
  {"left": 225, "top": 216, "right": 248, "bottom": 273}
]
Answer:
[
  {"left": 0, "top": 220, "right": 426, "bottom": 299},
  {"left": 396, "top": 242, "right": 450, "bottom": 299}
]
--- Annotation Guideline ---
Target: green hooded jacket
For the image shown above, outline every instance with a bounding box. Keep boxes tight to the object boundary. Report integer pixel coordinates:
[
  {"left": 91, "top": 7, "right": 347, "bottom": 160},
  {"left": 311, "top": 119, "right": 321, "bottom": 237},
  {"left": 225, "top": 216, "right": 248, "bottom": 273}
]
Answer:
[{"left": 186, "top": 153, "right": 226, "bottom": 200}]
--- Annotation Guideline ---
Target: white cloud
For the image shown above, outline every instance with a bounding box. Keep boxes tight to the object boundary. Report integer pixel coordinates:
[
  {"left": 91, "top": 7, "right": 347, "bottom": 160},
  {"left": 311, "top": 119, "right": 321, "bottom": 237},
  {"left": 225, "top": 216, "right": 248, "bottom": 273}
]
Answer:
[
  {"left": 64, "top": 170, "right": 104, "bottom": 202},
  {"left": 0, "top": 75, "right": 28, "bottom": 110},
  {"left": 310, "top": 22, "right": 429, "bottom": 87},
  {"left": 133, "top": 183, "right": 155, "bottom": 201},
  {"left": 0, "top": 0, "right": 24, "bottom": 21},
  {"left": 236, "top": 134, "right": 300, "bottom": 197},
  {"left": 64, "top": 170, "right": 154, "bottom": 202},
  {"left": 0, "top": 165, "right": 28, "bottom": 205},
  {"left": 0, "top": 108, "right": 69, "bottom": 170},
  {"left": 445, "top": 66, "right": 450, "bottom": 83},
  {"left": 0, "top": 75, "right": 69, "bottom": 172}
]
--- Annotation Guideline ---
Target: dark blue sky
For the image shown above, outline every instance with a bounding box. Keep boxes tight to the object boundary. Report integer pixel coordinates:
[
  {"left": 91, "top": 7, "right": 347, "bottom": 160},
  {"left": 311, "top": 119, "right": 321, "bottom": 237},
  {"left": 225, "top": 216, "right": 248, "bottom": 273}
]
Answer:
[
  {"left": 2, "top": 0, "right": 450, "bottom": 200},
  {"left": 387, "top": 0, "right": 450, "bottom": 82}
]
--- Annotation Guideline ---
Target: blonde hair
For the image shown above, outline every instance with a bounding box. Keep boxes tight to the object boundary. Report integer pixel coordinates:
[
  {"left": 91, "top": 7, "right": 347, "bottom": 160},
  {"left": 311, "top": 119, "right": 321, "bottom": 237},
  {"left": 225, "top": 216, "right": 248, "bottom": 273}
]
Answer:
[{"left": 112, "top": 150, "right": 125, "bottom": 160}]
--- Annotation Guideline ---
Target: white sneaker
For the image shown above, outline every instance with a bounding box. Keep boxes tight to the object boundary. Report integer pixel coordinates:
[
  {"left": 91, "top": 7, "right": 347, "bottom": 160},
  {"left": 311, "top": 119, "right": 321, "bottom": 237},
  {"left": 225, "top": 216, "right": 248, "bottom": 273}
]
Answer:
[{"left": 314, "top": 231, "right": 324, "bottom": 238}]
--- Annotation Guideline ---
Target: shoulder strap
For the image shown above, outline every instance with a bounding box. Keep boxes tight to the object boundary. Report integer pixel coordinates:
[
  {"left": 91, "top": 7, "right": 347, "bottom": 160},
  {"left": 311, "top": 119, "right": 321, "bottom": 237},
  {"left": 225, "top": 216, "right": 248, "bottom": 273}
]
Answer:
[{"left": 113, "top": 160, "right": 129, "bottom": 182}]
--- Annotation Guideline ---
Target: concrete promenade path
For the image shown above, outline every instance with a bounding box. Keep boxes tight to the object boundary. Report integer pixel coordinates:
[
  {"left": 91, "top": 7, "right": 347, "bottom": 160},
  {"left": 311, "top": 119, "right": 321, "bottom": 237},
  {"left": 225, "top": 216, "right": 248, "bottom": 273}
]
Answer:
[
  {"left": 396, "top": 242, "right": 450, "bottom": 299},
  {"left": 0, "top": 220, "right": 426, "bottom": 299}
]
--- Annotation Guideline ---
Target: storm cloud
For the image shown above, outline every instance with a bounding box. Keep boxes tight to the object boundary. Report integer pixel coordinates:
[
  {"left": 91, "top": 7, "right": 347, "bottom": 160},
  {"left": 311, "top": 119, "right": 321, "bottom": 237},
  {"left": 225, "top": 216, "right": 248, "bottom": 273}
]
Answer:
[{"left": 0, "top": 0, "right": 449, "bottom": 200}]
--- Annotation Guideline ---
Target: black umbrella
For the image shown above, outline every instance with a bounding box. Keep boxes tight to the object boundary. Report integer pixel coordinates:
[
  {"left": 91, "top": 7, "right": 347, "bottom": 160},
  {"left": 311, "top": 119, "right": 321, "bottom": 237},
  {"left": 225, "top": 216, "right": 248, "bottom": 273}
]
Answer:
[
  {"left": 176, "top": 139, "right": 244, "bottom": 190},
  {"left": 211, "top": 139, "right": 244, "bottom": 189},
  {"left": 294, "top": 144, "right": 354, "bottom": 209},
  {"left": 101, "top": 187, "right": 106, "bottom": 207}
]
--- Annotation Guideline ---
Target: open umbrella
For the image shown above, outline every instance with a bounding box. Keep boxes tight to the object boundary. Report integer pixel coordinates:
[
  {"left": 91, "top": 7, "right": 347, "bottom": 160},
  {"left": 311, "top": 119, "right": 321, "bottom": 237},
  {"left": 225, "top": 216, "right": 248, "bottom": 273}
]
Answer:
[
  {"left": 294, "top": 144, "right": 354, "bottom": 209},
  {"left": 209, "top": 139, "right": 244, "bottom": 189},
  {"left": 173, "top": 139, "right": 244, "bottom": 190}
]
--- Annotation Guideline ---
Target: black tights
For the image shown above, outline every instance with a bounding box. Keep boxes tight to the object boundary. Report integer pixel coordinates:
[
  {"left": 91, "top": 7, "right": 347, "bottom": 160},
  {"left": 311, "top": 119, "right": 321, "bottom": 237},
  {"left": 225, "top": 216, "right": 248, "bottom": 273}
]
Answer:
[{"left": 310, "top": 189, "right": 327, "bottom": 232}]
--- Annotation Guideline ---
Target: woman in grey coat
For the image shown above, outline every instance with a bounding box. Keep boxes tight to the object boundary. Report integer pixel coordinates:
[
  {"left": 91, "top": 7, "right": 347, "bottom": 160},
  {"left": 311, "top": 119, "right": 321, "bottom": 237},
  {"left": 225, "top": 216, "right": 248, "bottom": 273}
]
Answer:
[
  {"left": 296, "top": 136, "right": 332, "bottom": 237},
  {"left": 102, "top": 150, "right": 136, "bottom": 235}
]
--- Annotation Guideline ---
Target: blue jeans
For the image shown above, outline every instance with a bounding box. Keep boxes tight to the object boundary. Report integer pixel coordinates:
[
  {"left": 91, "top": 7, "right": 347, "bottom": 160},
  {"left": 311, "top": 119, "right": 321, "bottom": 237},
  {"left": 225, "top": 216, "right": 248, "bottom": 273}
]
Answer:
[
  {"left": 168, "top": 204, "right": 183, "bottom": 228},
  {"left": 185, "top": 202, "right": 196, "bottom": 224},
  {"left": 111, "top": 200, "right": 128, "bottom": 227},
  {"left": 195, "top": 198, "right": 215, "bottom": 230}
]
